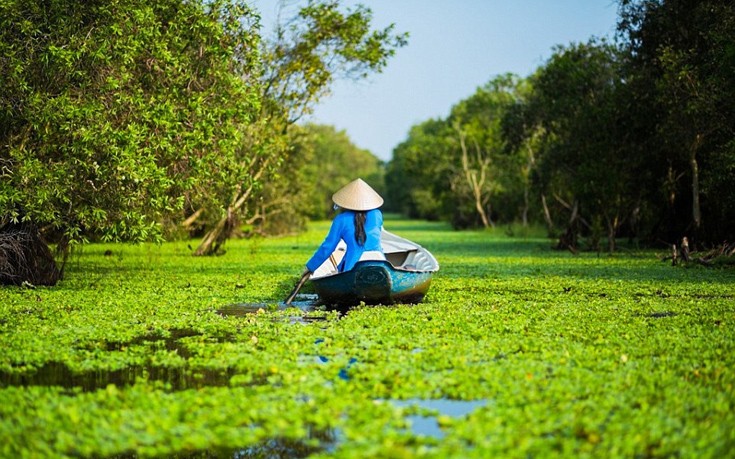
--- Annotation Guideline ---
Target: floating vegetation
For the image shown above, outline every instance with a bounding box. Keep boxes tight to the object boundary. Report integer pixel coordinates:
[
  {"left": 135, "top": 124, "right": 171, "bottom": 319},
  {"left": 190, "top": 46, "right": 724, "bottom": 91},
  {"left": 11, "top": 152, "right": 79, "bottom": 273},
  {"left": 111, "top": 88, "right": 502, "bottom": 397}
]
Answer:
[{"left": 0, "top": 220, "right": 733, "bottom": 457}]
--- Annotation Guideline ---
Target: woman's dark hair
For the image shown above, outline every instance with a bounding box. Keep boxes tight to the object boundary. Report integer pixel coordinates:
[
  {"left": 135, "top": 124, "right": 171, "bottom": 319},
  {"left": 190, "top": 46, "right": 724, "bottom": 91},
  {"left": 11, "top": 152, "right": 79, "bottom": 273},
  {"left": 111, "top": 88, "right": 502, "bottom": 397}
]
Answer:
[{"left": 354, "top": 211, "right": 367, "bottom": 246}]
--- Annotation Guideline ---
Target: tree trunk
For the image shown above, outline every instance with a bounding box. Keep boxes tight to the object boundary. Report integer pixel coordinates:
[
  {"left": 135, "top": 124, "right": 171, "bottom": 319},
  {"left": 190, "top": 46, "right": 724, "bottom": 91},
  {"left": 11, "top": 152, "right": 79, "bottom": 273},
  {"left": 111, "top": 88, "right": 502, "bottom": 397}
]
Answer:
[
  {"left": 521, "top": 144, "right": 536, "bottom": 227},
  {"left": 541, "top": 193, "right": 554, "bottom": 234},
  {"left": 0, "top": 223, "right": 61, "bottom": 286},
  {"left": 181, "top": 208, "right": 204, "bottom": 231},
  {"left": 556, "top": 199, "right": 579, "bottom": 254},
  {"left": 606, "top": 216, "right": 618, "bottom": 253},
  {"left": 193, "top": 182, "right": 259, "bottom": 256},
  {"left": 690, "top": 151, "right": 701, "bottom": 231},
  {"left": 193, "top": 208, "right": 236, "bottom": 256},
  {"left": 475, "top": 194, "right": 491, "bottom": 228},
  {"left": 456, "top": 125, "right": 492, "bottom": 228},
  {"left": 686, "top": 132, "right": 705, "bottom": 241},
  {"left": 192, "top": 156, "right": 274, "bottom": 256}
]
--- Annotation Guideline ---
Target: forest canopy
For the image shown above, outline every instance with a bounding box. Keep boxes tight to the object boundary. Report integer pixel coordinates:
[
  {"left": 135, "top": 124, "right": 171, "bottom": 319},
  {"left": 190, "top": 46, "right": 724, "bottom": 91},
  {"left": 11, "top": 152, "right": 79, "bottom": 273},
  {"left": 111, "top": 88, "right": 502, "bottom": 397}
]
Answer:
[
  {"left": 0, "top": 0, "right": 401, "bottom": 283},
  {"left": 385, "top": 0, "right": 735, "bottom": 252}
]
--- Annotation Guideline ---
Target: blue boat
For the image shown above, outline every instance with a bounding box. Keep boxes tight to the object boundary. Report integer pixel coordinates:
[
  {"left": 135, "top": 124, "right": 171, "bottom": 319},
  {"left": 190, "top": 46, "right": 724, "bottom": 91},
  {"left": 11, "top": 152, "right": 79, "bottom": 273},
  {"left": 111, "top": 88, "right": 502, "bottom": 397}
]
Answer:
[{"left": 309, "top": 231, "right": 439, "bottom": 306}]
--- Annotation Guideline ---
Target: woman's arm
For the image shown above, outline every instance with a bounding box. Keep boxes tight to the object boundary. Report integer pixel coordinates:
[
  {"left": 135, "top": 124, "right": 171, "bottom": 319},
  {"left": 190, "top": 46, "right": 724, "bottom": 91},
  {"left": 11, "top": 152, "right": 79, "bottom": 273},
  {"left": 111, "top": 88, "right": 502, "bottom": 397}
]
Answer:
[{"left": 305, "top": 215, "right": 345, "bottom": 272}]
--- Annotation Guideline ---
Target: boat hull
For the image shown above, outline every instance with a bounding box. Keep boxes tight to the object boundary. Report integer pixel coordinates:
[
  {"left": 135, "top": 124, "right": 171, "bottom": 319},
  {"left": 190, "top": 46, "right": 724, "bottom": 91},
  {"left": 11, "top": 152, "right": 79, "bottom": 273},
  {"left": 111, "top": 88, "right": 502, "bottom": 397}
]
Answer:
[{"left": 311, "top": 260, "right": 434, "bottom": 306}]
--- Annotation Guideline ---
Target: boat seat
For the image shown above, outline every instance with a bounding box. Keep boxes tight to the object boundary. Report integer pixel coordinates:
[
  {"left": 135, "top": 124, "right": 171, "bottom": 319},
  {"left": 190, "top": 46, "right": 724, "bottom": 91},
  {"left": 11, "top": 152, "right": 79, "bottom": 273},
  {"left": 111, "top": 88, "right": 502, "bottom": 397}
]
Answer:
[{"left": 359, "top": 250, "right": 386, "bottom": 262}]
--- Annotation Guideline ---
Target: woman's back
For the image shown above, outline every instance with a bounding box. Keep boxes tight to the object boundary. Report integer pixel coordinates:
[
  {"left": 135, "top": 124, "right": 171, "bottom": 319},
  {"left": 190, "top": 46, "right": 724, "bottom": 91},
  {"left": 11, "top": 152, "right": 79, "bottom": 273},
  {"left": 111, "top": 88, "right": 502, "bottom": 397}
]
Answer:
[{"left": 306, "top": 208, "right": 383, "bottom": 273}]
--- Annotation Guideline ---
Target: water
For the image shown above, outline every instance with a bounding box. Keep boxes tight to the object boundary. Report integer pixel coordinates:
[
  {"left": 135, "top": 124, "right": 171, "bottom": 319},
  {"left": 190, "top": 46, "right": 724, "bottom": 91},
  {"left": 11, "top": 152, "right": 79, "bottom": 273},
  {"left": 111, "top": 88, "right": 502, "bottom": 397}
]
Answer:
[
  {"left": 0, "top": 359, "right": 235, "bottom": 392},
  {"left": 217, "top": 294, "right": 324, "bottom": 323},
  {"left": 391, "top": 398, "right": 489, "bottom": 439}
]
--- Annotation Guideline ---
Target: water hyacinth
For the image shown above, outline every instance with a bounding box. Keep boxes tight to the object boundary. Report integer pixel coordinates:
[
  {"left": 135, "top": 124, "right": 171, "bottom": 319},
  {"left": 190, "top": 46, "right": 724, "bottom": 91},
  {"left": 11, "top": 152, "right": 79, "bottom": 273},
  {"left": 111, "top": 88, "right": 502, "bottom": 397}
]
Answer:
[{"left": 0, "top": 219, "right": 733, "bottom": 458}]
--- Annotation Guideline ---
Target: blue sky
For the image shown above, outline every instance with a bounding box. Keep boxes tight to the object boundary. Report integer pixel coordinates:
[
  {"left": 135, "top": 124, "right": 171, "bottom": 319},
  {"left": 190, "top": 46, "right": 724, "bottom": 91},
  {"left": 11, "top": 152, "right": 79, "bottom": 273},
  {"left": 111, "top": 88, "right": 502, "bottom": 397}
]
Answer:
[{"left": 254, "top": 1, "right": 620, "bottom": 161}]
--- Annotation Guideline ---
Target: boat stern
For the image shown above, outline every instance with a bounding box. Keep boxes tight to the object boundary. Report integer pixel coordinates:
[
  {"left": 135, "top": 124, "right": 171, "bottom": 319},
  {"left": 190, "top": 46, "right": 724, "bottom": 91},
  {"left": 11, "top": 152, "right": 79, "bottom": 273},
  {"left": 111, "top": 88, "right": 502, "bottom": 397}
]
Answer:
[{"left": 354, "top": 263, "right": 392, "bottom": 303}]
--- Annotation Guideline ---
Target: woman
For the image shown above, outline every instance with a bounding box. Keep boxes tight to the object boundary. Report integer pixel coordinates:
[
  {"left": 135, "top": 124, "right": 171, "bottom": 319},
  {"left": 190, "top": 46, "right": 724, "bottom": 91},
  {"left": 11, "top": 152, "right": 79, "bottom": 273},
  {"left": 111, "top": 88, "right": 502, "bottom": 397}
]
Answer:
[{"left": 304, "top": 178, "right": 384, "bottom": 275}]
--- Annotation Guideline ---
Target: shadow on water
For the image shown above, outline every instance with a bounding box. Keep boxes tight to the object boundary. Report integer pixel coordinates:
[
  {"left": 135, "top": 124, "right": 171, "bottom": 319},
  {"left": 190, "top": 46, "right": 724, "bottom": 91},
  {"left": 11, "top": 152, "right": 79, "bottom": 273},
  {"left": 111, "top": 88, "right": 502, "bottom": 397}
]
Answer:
[
  {"left": 105, "top": 430, "right": 338, "bottom": 459},
  {"left": 229, "top": 432, "right": 338, "bottom": 459},
  {"left": 0, "top": 328, "right": 239, "bottom": 392},
  {"left": 217, "top": 294, "right": 353, "bottom": 323},
  {"left": 0, "top": 360, "right": 236, "bottom": 393}
]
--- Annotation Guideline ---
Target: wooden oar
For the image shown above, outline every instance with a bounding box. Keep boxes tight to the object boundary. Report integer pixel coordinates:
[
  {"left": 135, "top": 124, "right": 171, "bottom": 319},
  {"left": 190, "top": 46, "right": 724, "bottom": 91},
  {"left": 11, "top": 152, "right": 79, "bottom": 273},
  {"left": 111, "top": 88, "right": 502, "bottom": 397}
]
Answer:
[{"left": 284, "top": 270, "right": 311, "bottom": 305}]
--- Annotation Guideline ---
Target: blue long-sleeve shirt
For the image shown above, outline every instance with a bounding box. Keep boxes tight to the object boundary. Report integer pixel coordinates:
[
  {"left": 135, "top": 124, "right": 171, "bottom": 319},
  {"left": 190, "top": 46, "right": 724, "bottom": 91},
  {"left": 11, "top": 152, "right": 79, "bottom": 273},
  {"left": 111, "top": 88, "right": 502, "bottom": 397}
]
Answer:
[{"left": 306, "top": 209, "right": 383, "bottom": 273}]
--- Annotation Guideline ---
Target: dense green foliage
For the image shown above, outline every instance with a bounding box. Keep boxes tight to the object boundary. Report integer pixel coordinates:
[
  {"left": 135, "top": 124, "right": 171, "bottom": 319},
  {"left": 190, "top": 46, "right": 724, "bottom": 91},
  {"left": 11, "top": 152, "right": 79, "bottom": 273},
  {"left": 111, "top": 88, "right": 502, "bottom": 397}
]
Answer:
[
  {"left": 618, "top": 0, "right": 735, "bottom": 244},
  {"left": 0, "top": 0, "right": 262, "bottom": 245},
  {"left": 519, "top": 41, "right": 633, "bottom": 252},
  {"left": 0, "top": 0, "right": 405, "bottom": 261},
  {"left": 385, "top": 0, "right": 735, "bottom": 250},
  {"left": 1, "top": 220, "right": 732, "bottom": 457}
]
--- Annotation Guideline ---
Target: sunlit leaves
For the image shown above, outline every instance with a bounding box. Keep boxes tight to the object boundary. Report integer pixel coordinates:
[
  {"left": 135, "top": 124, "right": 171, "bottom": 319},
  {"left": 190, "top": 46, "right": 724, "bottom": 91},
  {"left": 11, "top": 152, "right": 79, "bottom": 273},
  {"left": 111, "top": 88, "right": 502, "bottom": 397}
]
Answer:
[{"left": 0, "top": 0, "right": 262, "bottom": 244}]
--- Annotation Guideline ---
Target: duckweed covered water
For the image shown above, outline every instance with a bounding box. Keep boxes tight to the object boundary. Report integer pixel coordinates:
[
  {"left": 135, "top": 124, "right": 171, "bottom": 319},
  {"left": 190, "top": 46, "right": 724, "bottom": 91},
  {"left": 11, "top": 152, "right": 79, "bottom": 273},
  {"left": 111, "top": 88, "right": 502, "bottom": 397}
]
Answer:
[{"left": 1, "top": 219, "right": 733, "bottom": 458}]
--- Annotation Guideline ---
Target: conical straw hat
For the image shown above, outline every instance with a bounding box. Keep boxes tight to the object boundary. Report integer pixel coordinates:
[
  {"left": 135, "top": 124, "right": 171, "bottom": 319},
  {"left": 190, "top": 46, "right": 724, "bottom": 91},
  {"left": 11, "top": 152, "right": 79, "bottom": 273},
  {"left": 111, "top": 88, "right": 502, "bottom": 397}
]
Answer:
[{"left": 332, "top": 178, "right": 384, "bottom": 211}]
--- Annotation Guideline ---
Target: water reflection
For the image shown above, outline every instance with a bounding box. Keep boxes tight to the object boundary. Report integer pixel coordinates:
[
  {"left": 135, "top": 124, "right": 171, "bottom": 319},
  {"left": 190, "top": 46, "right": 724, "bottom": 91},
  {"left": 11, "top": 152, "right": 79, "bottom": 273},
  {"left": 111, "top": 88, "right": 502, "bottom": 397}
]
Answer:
[
  {"left": 217, "top": 294, "right": 328, "bottom": 323},
  {"left": 0, "top": 361, "right": 235, "bottom": 392},
  {"left": 231, "top": 431, "right": 338, "bottom": 459},
  {"left": 391, "top": 398, "right": 489, "bottom": 439},
  {"left": 106, "top": 431, "right": 338, "bottom": 458},
  {"left": 217, "top": 294, "right": 368, "bottom": 321}
]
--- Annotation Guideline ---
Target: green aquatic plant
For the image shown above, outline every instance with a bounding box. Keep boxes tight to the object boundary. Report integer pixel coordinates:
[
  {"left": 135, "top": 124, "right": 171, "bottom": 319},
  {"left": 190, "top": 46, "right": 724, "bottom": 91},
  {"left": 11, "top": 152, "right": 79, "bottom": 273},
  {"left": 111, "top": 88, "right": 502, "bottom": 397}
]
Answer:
[{"left": 0, "top": 220, "right": 733, "bottom": 457}]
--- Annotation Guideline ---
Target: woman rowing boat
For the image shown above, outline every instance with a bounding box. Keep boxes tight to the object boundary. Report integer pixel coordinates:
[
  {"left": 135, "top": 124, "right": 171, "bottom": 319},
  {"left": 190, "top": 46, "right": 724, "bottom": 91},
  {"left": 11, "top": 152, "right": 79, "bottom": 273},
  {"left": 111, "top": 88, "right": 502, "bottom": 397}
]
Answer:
[{"left": 304, "top": 178, "right": 385, "bottom": 275}]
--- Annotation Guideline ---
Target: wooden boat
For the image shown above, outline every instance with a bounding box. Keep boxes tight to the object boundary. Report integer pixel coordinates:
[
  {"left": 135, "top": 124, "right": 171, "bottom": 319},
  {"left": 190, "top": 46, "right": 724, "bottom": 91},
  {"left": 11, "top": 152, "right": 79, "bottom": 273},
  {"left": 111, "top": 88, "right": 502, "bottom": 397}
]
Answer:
[{"left": 309, "top": 230, "right": 439, "bottom": 306}]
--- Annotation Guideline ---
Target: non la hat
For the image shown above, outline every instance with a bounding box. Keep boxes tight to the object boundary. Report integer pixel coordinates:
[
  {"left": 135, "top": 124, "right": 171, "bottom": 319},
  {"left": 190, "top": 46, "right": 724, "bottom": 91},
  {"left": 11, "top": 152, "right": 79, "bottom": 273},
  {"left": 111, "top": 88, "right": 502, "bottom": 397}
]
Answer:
[{"left": 332, "top": 178, "right": 384, "bottom": 211}]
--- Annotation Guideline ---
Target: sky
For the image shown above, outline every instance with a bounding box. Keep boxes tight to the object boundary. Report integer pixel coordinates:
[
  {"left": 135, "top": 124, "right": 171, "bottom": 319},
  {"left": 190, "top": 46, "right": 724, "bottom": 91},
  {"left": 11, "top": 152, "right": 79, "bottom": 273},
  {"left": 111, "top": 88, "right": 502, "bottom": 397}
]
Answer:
[{"left": 254, "top": 1, "right": 621, "bottom": 161}]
